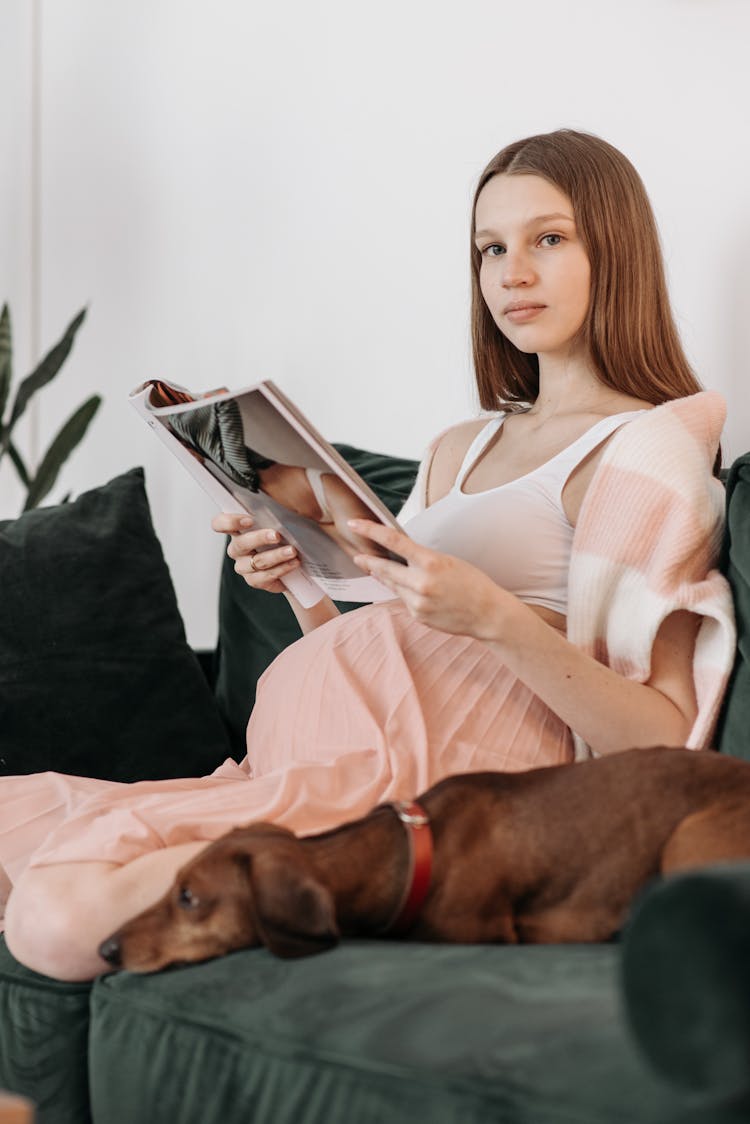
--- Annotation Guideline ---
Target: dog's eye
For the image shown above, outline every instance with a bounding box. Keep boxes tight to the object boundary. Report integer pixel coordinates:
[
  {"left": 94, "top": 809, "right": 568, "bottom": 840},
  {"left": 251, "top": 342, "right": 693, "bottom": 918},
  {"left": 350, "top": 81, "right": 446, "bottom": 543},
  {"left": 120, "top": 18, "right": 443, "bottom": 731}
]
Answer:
[{"left": 177, "top": 886, "right": 200, "bottom": 909}]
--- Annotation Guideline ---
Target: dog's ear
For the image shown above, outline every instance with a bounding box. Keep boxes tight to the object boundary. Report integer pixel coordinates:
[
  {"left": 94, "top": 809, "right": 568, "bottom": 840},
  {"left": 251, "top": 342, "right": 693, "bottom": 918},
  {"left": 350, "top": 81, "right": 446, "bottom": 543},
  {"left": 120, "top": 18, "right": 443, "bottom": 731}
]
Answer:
[{"left": 246, "top": 847, "right": 340, "bottom": 959}]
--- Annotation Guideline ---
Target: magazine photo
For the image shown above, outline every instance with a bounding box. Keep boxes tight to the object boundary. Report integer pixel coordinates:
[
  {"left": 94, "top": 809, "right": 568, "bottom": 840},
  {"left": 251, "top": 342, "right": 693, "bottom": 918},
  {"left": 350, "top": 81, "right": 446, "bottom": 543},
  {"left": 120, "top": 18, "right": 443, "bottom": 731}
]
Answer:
[{"left": 129, "top": 378, "right": 405, "bottom": 607}]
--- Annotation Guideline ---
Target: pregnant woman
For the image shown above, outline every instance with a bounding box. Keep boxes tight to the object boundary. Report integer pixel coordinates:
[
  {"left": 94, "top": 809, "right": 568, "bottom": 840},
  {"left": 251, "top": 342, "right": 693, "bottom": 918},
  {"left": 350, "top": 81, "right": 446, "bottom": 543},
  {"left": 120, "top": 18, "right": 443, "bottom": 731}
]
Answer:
[{"left": 1, "top": 129, "right": 734, "bottom": 981}]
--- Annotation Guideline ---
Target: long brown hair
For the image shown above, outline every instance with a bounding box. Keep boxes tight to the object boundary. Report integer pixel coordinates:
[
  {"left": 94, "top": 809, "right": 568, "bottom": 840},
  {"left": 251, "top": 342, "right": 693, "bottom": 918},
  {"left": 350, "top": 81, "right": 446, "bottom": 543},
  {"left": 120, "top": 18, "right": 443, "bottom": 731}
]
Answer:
[{"left": 471, "top": 129, "right": 704, "bottom": 411}]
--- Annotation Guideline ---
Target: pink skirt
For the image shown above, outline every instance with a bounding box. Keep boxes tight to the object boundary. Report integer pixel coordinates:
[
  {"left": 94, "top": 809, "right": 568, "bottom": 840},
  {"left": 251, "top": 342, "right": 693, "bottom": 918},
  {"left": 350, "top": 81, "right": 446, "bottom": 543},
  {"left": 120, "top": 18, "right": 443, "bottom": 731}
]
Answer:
[{"left": 0, "top": 603, "right": 573, "bottom": 893}]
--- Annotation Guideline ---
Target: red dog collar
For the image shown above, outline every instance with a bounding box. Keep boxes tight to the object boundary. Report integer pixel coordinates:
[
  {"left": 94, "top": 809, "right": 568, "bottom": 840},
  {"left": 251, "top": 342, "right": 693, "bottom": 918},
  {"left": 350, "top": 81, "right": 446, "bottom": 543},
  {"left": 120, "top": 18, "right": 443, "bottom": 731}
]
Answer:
[{"left": 382, "top": 800, "right": 433, "bottom": 935}]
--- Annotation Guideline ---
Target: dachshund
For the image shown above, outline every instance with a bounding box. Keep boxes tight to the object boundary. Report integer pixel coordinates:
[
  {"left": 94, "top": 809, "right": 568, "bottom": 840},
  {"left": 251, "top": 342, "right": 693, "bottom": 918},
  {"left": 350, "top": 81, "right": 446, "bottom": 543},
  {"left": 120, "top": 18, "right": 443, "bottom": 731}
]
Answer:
[{"left": 98, "top": 745, "right": 750, "bottom": 972}]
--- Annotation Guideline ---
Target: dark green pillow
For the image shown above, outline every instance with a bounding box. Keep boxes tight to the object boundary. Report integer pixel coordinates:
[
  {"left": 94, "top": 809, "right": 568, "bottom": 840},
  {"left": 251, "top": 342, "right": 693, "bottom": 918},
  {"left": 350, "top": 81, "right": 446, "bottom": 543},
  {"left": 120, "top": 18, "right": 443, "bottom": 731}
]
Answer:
[
  {"left": 716, "top": 453, "right": 750, "bottom": 760},
  {"left": 214, "top": 445, "right": 419, "bottom": 756},
  {"left": 622, "top": 861, "right": 750, "bottom": 1103},
  {"left": 0, "top": 467, "right": 232, "bottom": 780}
]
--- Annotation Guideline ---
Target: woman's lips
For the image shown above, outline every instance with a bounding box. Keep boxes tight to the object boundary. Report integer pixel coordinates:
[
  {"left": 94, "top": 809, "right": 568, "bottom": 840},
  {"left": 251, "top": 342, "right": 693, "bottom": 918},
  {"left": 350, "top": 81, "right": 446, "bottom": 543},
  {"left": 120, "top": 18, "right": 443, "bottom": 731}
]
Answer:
[{"left": 504, "top": 303, "right": 546, "bottom": 324}]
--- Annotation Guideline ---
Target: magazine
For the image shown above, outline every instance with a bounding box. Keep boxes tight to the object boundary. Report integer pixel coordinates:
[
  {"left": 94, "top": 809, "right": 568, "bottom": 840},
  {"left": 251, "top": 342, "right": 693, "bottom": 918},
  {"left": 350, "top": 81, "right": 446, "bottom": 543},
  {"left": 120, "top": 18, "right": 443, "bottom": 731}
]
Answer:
[{"left": 129, "top": 377, "right": 404, "bottom": 608}]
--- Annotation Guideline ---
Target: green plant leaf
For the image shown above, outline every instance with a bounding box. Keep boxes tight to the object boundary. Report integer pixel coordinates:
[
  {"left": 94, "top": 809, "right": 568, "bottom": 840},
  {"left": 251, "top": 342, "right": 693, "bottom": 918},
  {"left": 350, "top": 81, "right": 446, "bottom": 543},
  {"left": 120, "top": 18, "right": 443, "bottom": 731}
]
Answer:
[
  {"left": 0, "top": 304, "right": 11, "bottom": 430},
  {"left": 8, "top": 307, "right": 87, "bottom": 433},
  {"left": 8, "top": 440, "right": 30, "bottom": 487},
  {"left": 23, "top": 393, "right": 101, "bottom": 511}
]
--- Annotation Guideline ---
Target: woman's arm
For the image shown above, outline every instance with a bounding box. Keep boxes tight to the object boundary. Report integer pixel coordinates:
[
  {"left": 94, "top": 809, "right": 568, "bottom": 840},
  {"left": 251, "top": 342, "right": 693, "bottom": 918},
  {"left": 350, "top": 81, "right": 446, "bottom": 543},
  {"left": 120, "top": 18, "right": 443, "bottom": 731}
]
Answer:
[
  {"left": 283, "top": 589, "right": 340, "bottom": 634},
  {"left": 349, "top": 521, "right": 700, "bottom": 755},
  {"left": 483, "top": 599, "right": 700, "bottom": 755}
]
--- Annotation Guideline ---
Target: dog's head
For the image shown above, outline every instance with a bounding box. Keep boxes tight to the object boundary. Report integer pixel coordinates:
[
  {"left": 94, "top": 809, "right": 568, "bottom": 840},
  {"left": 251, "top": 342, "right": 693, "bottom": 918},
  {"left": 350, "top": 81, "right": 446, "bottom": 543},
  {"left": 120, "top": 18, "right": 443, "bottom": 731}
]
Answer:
[{"left": 98, "top": 823, "right": 339, "bottom": 973}]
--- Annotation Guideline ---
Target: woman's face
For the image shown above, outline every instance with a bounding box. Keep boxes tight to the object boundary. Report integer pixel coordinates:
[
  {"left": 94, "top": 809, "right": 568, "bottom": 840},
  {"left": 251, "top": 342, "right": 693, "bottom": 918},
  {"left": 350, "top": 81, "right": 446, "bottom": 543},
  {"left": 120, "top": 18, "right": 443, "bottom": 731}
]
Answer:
[{"left": 474, "top": 174, "right": 591, "bottom": 362}]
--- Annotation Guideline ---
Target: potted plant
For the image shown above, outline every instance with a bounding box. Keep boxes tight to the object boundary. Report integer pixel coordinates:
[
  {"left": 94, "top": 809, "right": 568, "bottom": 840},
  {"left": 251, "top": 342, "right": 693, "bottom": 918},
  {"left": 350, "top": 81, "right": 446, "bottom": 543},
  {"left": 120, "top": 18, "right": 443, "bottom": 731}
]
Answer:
[{"left": 0, "top": 304, "right": 101, "bottom": 511}]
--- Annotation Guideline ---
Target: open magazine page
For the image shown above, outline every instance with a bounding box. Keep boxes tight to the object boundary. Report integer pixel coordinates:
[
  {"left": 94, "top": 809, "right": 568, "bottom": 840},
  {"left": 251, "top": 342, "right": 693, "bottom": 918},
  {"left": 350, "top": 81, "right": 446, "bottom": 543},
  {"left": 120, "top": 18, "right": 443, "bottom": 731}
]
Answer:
[{"left": 129, "top": 379, "right": 400, "bottom": 607}]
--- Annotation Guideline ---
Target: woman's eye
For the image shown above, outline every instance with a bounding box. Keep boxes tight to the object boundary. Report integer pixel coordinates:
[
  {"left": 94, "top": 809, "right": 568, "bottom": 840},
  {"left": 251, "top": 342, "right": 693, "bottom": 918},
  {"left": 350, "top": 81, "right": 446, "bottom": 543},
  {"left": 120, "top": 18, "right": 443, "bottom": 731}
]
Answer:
[
  {"left": 540, "top": 234, "right": 563, "bottom": 247},
  {"left": 482, "top": 244, "right": 505, "bottom": 257}
]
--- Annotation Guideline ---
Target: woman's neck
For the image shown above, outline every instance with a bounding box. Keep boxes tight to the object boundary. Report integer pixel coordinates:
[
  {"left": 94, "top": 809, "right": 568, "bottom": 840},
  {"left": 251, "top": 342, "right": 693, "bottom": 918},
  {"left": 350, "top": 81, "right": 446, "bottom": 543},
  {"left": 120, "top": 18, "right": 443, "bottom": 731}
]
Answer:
[{"left": 530, "top": 351, "right": 623, "bottom": 421}]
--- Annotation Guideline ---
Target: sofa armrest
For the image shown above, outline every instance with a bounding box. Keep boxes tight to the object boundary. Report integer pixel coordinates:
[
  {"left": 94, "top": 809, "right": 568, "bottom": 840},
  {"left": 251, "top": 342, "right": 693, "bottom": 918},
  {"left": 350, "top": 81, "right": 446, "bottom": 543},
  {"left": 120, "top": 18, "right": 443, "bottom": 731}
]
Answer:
[{"left": 621, "top": 862, "right": 750, "bottom": 1105}]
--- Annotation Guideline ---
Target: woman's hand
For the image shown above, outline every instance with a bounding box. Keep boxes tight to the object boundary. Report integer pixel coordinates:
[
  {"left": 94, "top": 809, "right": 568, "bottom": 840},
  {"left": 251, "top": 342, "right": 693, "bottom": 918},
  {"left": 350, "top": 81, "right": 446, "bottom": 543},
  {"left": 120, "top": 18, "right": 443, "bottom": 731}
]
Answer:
[
  {"left": 349, "top": 519, "right": 513, "bottom": 642},
  {"left": 211, "top": 512, "right": 300, "bottom": 593}
]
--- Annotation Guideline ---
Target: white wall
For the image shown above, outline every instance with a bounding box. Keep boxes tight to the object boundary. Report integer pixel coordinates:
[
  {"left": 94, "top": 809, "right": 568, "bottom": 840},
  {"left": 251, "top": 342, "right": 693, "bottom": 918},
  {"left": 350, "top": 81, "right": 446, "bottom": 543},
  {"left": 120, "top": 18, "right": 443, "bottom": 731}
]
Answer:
[
  {"left": 2, "top": 0, "right": 749, "bottom": 647},
  {"left": 0, "top": 0, "right": 35, "bottom": 516}
]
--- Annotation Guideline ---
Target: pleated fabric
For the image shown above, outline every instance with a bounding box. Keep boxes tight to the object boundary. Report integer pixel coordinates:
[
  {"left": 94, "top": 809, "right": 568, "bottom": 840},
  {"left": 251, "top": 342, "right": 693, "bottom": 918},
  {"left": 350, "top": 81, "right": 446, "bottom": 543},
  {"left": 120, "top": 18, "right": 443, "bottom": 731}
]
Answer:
[{"left": 0, "top": 602, "right": 572, "bottom": 912}]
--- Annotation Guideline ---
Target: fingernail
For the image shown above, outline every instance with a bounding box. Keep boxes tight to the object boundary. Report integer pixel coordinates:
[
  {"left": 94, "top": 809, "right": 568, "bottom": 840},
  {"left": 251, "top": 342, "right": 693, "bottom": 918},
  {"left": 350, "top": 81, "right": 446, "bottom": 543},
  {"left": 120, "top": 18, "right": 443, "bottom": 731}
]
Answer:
[
  {"left": 282, "top": 546, "right": 295, "bottom": 557},
  {"left": 240, "top": 517, "right": 253, "bottom": 527},
  {"left": 266, "top": 531, "right": 279, "bottom": 543}
]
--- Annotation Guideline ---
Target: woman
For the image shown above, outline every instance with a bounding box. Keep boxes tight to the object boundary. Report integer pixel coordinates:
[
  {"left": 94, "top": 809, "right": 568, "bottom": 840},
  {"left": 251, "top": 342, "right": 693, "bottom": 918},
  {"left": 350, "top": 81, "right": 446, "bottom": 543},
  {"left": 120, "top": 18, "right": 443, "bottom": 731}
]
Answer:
[{"left": 1, "top": 130, "right": 735, "bottom": 981}]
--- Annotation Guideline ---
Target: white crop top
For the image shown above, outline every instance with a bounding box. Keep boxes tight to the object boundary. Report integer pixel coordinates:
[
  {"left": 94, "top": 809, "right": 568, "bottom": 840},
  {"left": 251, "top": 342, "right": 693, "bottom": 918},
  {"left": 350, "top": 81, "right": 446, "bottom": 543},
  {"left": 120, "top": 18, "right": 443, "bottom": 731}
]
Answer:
[{"left": 403, "top": 410, "right": 645, "bottom": 616}]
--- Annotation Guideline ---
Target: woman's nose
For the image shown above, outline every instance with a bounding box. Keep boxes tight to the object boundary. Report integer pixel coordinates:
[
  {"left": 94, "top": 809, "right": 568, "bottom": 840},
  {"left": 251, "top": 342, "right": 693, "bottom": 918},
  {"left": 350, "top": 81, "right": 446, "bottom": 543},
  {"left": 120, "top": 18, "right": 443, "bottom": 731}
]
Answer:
[{"left": 500, "top": 249, "right": 534, "bottom": 288}]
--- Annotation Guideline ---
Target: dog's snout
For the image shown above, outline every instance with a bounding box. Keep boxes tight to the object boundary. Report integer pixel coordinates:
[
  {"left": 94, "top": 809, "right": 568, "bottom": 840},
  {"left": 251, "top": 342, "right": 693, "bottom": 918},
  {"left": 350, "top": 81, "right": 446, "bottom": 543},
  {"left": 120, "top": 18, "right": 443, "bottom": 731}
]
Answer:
[{"left": 98, "top": 935, "right": 123, "bottom": 967}]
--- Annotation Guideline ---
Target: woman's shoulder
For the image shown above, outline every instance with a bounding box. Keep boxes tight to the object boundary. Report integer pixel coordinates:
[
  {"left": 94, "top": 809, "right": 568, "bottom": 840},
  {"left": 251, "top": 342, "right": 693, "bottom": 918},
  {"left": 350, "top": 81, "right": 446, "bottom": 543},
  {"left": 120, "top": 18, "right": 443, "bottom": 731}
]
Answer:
[
  {"left": 424, "top": 416, "right": 500, "bottom": 504},
  {"left": 431, "top": 416, "right": 497, "bottom": 457},
  {"left": 606, "top": 391, "right": 725, "bottom": 469},
  {"left": 573, "top": 391, "right": 726, "bottom": 534}
]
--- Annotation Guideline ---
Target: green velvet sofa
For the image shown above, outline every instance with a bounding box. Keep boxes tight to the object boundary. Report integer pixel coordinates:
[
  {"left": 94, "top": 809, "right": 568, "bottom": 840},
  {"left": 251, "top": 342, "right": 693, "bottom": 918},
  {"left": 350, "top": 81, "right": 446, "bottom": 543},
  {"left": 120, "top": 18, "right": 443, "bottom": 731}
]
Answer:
[{"left": 2, "top": 446, "right": 750, "bottom": 1124}]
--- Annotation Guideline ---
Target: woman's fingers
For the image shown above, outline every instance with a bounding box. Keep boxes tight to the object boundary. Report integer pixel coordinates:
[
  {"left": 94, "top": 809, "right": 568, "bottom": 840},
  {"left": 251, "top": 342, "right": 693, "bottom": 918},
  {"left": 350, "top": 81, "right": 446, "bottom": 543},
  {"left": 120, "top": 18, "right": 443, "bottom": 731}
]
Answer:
[
  {"left": 347, "top": 519, "right": 423, "bottom": 564},
  {"left": 226, "top": 527, "right": 285, "bottom": 559},
  {"left": 211, "top": 512, "right": 254, "bottom": 534},
  {"left": 233, "top": 545, "right": 300, "bottom": 593},
  {"left": 235, "top": 554, "right": 300, "bottom": 590},
  {"left": 210, "top": 511, "right": 299, "bottom": 592},
  {"left": 348, "top": 519, "right": 439, "bottom": 593},
  {"left": 352, "top": 553, "right": 420, "bottom": 592},
  {"left": 234, "top": 543, "right": 298, "bottom": 574},
  {"left": 216, "top": 517, "right": 290, "bottom": 563}
]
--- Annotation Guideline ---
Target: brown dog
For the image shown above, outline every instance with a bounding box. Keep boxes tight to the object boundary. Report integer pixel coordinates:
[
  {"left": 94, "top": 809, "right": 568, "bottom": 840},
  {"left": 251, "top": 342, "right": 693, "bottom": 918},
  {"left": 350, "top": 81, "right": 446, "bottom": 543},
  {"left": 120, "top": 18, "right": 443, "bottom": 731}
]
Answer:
[{"left": 98, "top": 746, "right": 750, "bottom": 972}]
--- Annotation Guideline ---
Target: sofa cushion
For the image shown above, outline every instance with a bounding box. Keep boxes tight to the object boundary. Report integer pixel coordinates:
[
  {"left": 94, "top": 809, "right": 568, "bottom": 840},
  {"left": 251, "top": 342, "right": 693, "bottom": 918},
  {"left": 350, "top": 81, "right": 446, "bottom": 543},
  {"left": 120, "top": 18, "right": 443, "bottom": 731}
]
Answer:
[
  {"left": 0, "top": 935, "right": 92, "bottom": 1124},
  {"left": 716, "top": 453, "right": 750, "bottom": 760},
  {"left": 0, "top": 467, "right": 231, "bottom": 780},
  {"left": 213, "top": 445, "right": 419, "bottom": 755},
  {"left": 622, "top": 860, "right": 750, "bottom": 1104},
  {"left": 88, "top": 940, "right": 714, "bottom": 1124}
]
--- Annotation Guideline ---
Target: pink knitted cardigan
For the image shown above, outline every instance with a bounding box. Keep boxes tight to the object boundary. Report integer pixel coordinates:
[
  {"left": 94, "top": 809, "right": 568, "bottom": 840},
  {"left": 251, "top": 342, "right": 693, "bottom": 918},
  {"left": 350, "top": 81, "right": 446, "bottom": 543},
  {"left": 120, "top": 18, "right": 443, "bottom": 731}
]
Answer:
[{"left": 567, "top": 391, "right": 735, "bottom": 757}]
